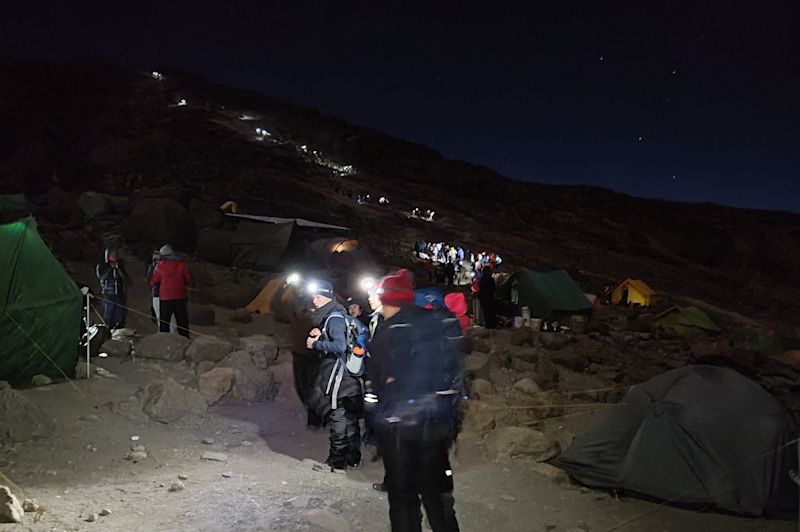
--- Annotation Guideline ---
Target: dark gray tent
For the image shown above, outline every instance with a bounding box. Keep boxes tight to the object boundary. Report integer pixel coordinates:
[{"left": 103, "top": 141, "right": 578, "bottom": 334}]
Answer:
[{"left": 558, "top": 365, "right": 797, "bottom": 516}]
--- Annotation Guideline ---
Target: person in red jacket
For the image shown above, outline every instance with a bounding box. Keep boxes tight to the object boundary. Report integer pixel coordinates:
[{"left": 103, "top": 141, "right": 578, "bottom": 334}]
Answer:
[{"left": 149, "top": 244, "right": 192, "bottom": 338}]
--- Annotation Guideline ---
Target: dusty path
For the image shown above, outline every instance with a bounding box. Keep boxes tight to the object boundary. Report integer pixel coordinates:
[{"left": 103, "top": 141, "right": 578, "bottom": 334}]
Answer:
[{"left": 0, "top": 355, "right": 792, "bottom": 532}]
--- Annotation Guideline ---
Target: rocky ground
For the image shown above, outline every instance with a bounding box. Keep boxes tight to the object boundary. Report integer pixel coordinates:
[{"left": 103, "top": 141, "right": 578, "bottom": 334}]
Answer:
[{"left": 1, "top": 255, "right": 797, "bottom": 531}]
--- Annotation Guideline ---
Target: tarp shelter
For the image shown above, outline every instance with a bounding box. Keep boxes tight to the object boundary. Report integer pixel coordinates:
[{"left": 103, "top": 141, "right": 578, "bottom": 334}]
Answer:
[
  {"left": 502, "top": 268, "right": 592, "bottom": 320},
  {"left": 558, "top": 365, "right": 798, "bottom": 516},
  {"left": 611, "top": 279, "right": 656, "bottom": 306},
  {"left": 246, "top": 276, "right": 286, "bottom": 314},
  {"left": 655, "top": 306, "right": 720, "bottom": 338},
  {"left": 0, "top": 194, "right": 33, "bottom": 223},
  {"left": 0, "top": 218, "right": 83, "bottom": 383},
  {"left": 225, "top": 213, "right": 349, "bottom": 271},
  {"left": 310, "top": 238, "right": 362, "bottom": 269}
]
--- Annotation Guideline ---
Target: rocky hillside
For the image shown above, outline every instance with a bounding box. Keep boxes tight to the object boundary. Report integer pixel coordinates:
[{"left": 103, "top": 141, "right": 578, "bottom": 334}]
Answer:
[{"left": 1, "top": 60, "right": 799, "bottom": 326}]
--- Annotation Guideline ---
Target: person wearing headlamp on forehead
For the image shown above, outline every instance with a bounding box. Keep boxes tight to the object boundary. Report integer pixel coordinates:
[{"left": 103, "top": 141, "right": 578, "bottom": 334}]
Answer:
[
  {"left": 304, "top": 280, "right": 364, "bottom": 473},
  {"left": 368, "top": 269, "right": 462, "bottom": 532}
]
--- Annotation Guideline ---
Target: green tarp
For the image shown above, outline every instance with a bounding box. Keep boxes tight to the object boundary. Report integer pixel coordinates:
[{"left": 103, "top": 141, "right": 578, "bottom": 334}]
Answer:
[
  {"left": 655, "top": 305, "right": 720, "bottom": 338},
  {"left": 230, "top": 221, "right": 295, "bottom": 270},
  {"left": 0, "top": 218, "right": 83, "bottom": 384},
  {"left": 0, "top": 194, "right": 33, "bottom": 223},
  {"left": 510, "top": 268, "right": 592, "bottom": 319}
]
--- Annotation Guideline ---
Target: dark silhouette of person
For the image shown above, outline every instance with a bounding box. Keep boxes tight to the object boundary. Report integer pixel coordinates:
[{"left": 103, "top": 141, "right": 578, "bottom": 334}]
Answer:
[{"left": 479, "top": 267, "right": 497, "bottom": 329}]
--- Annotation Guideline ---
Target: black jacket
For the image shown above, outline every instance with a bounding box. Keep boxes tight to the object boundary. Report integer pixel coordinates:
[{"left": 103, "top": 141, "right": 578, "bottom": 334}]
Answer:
[
  {"left": 306, "top": 301, "right": 362, "bottom": 419},
  {"left": 368, "top": 305, "right": 462, "bottom": 436},
  {"left": 96, "top": 253, "right": 129, "bottom": 296}
]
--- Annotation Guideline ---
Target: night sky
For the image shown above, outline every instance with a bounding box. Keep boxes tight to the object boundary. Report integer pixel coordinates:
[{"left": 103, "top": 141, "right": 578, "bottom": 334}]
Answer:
[{"left": 3, "top": 1, "right": 799, "bottom": 212}]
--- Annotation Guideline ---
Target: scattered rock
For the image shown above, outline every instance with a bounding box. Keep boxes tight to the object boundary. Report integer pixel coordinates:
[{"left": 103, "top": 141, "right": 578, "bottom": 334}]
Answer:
[
  {"left": 22, "top": 499, "right": 39, "bottom": 512},
  {"left": 195, "top": 360, "right": 216, "bottom": 376},
  {"left": 185, "top": 336, "right": 234, "bottom": 364},
  {"left": 131, "top": 444, "right": 146, "bottom": 452},
  {"left": 0, "top": 486, "right": 24, "bottom": 523},
  {"left": 31, "top": 374, "right": 52, "bottom": 386},
  {"left": 229, "top": 309, "right": 253, "bottom": 324},
  {"left": 99, "top": 339, "right": 132, "bottom": 358},
  {"left": 511, "top": 327, "right": 535, "bottom": 347},
  {"left": 484, "top": 426, "right": 560, "bottom": 461},
  {"left": 85, "top": 513, "right": 98, "bottom": 522},
  {"left": 530, "top": 463, "right": 571, "bottom": 485},
  {"left": 99, "top": 508, "right": 112, "bottom": 516},
  {"left": 464, "top": 401, "right": 496, "bottom": 436},
  {"left": 136, "top": 333, "right": 191, "bottom": 362},
  {"left": 221, "top": 471, "right": 233, "bottom": 478},
  {"left": 197, "top": 367, "right": 236, "bottom": 404},
  {"left": 122, "top": 198, "right": 197, "bottom": 249},
  {"left": 239, "top": 335, "right": 279, "bottom": 367},
  {"left": 500, "top": 494, "right": 517, "bottom": 502},
  {"left": 201, "top": 452, "right": 228, "bottom": 462},
  {"left": 470, "top": 378, "right": 496, "bottom": 396},
  {"left": 202, "top": 438, "right": 214, "bottom": 445},
  {"left": 471, "top": 338, "right": 492, "bottom": 353},
  {"left": 142, "top": 379, "right": 207, "bottom": 426},
  {"left": 126, "top": 449, "right": 148, "bottom": 461},
  {"left": 0, "top": 390, "right": 55, "bottom": 443},
  {"left": 178, "top": 474, "right": 189, "bottom": 480},
  {"left": 463, "top": 352, "right": 491, "bottom": 373},
  {"left": 0, "top": 382, "right": 11, "bottom": 391},
  {"left": 539, "top": 332, "right": 574, "bottom": 350},
  {"left": 511, "top": 378, "right": 541, "bottom": 396},
  {"left": 168, "top": 481, "right": 185, "bottom": 492},
  {"left": 241, "top": 440, "right": 253, "bottom": 447},
  {"left": 218, "top": 351, "right": 277, "bottom": 403}
]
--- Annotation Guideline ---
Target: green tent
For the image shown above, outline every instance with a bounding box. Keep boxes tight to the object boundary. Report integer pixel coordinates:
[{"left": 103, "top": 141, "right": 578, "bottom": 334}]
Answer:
[
  {"left": 508, "top": 268, "right": 592, "bottom": 319},
  {"left": 654, "top": 306, "right": 720, "bottom": 338},
  {"left": 230, "top": 221, "right": 296, "bottom": 270},
  {"left": 0, "top": 218, "right": 83, "bottom": 384},
  {"left": 0, "top": 194, "right": 33, "bottom": 223}
]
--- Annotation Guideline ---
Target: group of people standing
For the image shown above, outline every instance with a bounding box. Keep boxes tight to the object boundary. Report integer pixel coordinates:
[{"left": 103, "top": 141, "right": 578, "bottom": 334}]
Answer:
[
  {"left": 95, "top": 244, "right": 192, "bottom": 337},
  {"left": 295, "top": 270, "right": 463, "bottom": 532}
]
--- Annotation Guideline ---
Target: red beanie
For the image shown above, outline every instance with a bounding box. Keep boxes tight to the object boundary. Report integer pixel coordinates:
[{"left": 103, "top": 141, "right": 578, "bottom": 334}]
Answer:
[{"left": 377, "top": 269, "right": 415, "bottom": 307}]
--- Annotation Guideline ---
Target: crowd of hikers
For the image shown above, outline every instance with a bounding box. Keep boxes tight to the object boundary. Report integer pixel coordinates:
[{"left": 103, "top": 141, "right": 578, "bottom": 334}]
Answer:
[
  {"left": 292, "top": 269, "right": 470, "bottom": 531},
  {"left": 414, "top": 240, "right": 502, "bottom": 289}
]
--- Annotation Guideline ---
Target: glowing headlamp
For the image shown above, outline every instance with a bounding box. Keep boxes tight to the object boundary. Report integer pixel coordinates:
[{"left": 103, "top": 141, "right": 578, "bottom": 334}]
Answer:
[
  {"left": 360, "top": 276, "right": 376, "bottom": 292},
  {"left": 286, "top": 272, "right": 301, "bottom": 285},
  {"left": 306, "top": 281, "right": 319, "bottom": 294}
]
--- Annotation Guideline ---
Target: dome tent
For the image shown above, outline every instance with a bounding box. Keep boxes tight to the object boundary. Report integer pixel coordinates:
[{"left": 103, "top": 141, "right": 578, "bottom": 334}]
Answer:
[
  {"left": 0, "top": 218, "right": 83, "bottom": 383},
  {"left": 558, "top": 365, "right": 797, "bottom": 516}
]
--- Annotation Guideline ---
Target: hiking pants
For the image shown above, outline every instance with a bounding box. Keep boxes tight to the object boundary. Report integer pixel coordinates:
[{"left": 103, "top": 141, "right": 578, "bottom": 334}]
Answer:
[
  {"left": 101, "top": 293, "right": 127, "bottom": 329},
  {"left": 379, "top": 425, "right": 459, "bottom": 532},
  {"left": 152, "top": 296, "right": 178, "bottom": 333},
  {"left": 327, "top": 400, "right": 361, "bottom": 468},
  {"left": 159, "top": 299, "right": 189, "bottom": 338}
]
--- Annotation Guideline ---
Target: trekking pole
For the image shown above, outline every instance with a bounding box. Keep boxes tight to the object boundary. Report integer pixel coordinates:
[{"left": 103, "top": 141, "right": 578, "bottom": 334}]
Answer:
[{"left": 85, "top": 292, "right": 91, "bottom": 379}]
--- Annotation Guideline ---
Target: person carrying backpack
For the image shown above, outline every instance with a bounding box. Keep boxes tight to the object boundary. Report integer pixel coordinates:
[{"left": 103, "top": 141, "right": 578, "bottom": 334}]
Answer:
[{"left": 305, "top": 280, "right": 365, "bottom": 472}]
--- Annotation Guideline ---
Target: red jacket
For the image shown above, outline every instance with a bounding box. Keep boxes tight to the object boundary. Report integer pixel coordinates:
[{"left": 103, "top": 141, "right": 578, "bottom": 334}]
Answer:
[
  {"left": 444, "top": 292, "right": 472, "bottom": 334},
  {"left": 150, "top": 258, "right": 192, "bottom": 301}
]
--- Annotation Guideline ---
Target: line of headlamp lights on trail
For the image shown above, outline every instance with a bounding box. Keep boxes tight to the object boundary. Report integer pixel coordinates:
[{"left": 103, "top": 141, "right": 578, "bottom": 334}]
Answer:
[{"left": 285, "top": 273, "right": 376, "bottom": 294}]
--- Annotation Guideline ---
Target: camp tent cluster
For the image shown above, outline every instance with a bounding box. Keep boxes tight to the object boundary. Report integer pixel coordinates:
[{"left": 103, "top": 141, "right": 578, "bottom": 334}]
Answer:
[
  {"left": 0, "top": 218, "right": 83, "bottom": 384},
  {"left": 612, "top": 278, "right": 656, "bottom": 306}
]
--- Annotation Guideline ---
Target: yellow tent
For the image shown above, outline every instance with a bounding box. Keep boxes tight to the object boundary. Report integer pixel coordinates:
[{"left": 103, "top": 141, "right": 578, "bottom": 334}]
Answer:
[
  {"left": 612, "top": 279, "right": 656, "bottom": 306},
  {"left": 246, "top": 276, "right": 285, "bottom": 314}
]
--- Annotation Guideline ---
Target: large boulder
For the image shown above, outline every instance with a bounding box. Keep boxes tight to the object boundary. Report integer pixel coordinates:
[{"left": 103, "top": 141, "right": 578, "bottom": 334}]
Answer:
[
  {"left": 217, "top": 350, "right": 277, "bottom": 403},
  {"left": 0, "top": 390, "right": 54, "bottom": 443},
  {"left": 511, "top": 378, "right": 541, "bottom": 397},
  {"left": 99, "top": 339, "right": 132, "bottom": 358},
  {"left": 539, "top": 332, "right": 575, "bottom": 351},
  {"left": 470, "top": 378, "right": 496, "bottom": 396},
  {"left": 484, "top": 426, "right": 559, "bottom": 461},
  {"left": 122, "top": 198, "right": 197, "bottom": 249},
  {"left": 202, "top": 283, "right": 261, "bottom": 309},
  {"left": 0, "top": 486, "right": 24, "bottom": 523},
  {"left": 463, "top": 352, "right": 491, "bottom": 373},
  {"left": 197, "top": 368, "right": 236, "bottom": 404},
  {"left": 136, "top": 333, "right": 191, "bottom": 362},
  {"left": 239, "top": 335, "right": 279, "bottom": 368},
  {"left": 511, "top": 327, "right": 536, "bottom": 347},
  {"left": 141, "top": 379, "right": 207, "bottom": 425},
  {"left": 195, "top": 228, "right": 232, "bottom": 264},
  {"left": 464, "top": 401, "right": 496, "bottom": 436},
  {"left": 185, "top": 336, "right": 233, "bottom": 364},
  {"left": 78, "top": 191, "right": 115, "bottom": 218}
]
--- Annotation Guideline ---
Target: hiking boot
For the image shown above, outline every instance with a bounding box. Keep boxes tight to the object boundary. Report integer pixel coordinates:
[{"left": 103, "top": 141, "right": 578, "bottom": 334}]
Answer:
[
  {"left": 346, "top": 454, "right": 362, "bottom": 468},
  {"left": 312, "top": 461, "right": 346, "bottom": 474}
]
